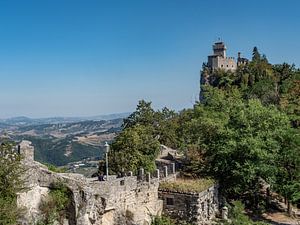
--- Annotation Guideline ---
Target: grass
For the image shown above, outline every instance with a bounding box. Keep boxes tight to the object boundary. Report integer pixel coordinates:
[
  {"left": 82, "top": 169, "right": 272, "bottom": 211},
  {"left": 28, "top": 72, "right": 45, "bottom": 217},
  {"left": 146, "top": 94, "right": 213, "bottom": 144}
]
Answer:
[{"left": 159, "top": 178, "right": 215, "bottom": 193}]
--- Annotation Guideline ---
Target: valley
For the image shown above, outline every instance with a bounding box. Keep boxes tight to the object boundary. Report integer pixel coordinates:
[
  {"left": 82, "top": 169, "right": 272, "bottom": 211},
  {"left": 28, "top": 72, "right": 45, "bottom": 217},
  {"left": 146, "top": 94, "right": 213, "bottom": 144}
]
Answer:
[{"left": 0, "top": 115, "right": 126, "bottom": 166}]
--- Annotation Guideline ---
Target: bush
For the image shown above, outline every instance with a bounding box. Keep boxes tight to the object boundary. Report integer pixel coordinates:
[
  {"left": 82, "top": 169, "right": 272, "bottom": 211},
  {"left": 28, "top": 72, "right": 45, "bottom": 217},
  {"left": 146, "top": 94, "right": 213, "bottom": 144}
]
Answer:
[
  {"left": 225, "top": 201, "right": 268, "bottom": 225},
  {"left": 151, "top": 215, "right": 174, "bottom": 225},
  {"left": 44, "top": 163, "right": 66, "bottom": 173},
  {"left": 38, "top": 182, "right": 72, "bottom": 225}
]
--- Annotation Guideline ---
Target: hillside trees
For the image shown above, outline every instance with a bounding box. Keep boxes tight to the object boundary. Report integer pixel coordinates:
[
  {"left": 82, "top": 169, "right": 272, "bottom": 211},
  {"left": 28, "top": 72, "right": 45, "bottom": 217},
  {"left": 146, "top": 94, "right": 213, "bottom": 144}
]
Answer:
[
  {"left": 0, "top": 142, "right": 25, "bottom": 224},
  {"left": 180, "top": 86, "right": 295, "bottom": 206},
  {"left": 111, "top": 47, "right": 300, "bottom": 210},
  {"left": 110, "top": 100, "right": 181, "bottom": 173},
  {"left": 196, "top": 53, "right": 300, "bottom": 207},
  {"left": 275, "top": 128, "right": 300, "bottom": 212}
]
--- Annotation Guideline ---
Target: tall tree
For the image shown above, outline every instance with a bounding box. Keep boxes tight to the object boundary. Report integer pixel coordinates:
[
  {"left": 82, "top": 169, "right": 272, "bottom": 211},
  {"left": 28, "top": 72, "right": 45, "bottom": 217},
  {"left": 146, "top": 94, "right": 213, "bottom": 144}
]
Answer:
[
  {"left": 252, "top": 46, "right": 261, "bottom": 62},
  {"left": 110, "top": 125, "right": 160, "bottom": 173},
  {"left": 275, "top": 128, "right": 300, "bottom": 213},
  {"left": 122, "top": 100, "right": 155, "bottom": 129}
]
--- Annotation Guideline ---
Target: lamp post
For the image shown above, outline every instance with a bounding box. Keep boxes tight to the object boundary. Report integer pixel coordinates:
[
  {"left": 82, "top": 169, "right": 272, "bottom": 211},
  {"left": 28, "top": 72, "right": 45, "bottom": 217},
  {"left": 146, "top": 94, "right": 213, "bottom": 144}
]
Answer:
[{"left": 104, "top": 141, "right": 109, "bottom": 180}]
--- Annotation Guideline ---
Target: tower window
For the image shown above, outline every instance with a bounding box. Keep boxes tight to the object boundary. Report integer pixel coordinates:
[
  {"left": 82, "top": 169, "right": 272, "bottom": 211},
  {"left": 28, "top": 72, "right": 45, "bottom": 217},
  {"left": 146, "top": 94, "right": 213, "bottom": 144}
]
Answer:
[{"left": 166, "top": 197, "right": 174, "bottom": 206}]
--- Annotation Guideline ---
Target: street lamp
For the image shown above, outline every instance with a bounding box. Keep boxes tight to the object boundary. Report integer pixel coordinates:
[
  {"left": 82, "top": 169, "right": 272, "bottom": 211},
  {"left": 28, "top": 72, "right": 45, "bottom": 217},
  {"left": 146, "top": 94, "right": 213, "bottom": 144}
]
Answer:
[{"left": 104, "top": 141, "right": 109, "bottom": 180}]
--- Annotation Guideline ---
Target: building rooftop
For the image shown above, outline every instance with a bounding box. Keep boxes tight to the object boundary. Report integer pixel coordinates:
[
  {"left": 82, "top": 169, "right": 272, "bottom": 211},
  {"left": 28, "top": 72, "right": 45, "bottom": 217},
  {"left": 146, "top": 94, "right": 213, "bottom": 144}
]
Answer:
[{"left": 159, "top": 178, "right": 215, "bottom": 194}]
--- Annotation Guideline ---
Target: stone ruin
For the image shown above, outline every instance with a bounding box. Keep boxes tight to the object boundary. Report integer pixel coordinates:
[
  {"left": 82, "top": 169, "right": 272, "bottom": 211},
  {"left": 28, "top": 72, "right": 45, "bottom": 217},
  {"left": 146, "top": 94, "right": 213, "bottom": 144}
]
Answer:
[{"left": 16, "top": 140, "right": 219, "bottom": 225}]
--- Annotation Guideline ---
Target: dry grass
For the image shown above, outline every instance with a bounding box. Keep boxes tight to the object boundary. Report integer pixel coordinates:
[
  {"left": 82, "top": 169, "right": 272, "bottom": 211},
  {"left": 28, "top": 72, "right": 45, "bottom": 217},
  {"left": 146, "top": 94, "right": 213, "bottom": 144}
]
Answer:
[{"left": 159, "top": 178, "right": 215, "bottom": 193}]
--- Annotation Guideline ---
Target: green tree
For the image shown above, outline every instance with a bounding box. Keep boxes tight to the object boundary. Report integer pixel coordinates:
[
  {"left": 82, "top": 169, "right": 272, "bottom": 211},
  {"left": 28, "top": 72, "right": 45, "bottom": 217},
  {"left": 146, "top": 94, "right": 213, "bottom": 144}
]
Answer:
[
  {"left": 224, "top": 201, "right": 267, "bottom": 225},
  {"left": 0, "top": 142, "right": 25, "bottom": 224},
  {"left": 123, "top": 100, "right": 156, "bottom": 129},
  {"left": 275, "top": 128, "right": 300, "bottom": 213},
  {"left": 110, "top": 125, "right": 160, "bottom": 172},
  {"left": 156, "top": 107, "right": 179, "bottom": 148},
  {"left": 252, "top": 47, "right": 261, "bottom": 62},
  {"left": 182, "top": 87, "right": 291, "bottom": 208}
]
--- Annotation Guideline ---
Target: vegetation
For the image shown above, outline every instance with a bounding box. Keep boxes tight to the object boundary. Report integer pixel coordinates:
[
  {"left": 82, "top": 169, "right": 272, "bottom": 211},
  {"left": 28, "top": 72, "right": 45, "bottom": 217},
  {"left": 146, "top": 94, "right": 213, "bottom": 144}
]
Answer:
[
  {"left": 110, "top": 100, "right": 178, "bottom": 173},
  {"left": 151, "top": 215, "right": 175, "bottom": 225},
  {"left": 37, "top": 182, "right": 73, "bottom": 225},
  {"left": 193, "top": 48, "right": 300, "bottom": 209},
  {"left": 222, "top": 201, "right": 268, "bottom": 225},
  {"left": 22, "top": 135, "right": 102, "bottom": 166},
  {"left": 0, "top": 141, "right": 25, "bottom": 225},
  {"left": 159, "top": 179, "right": 215, "bottom": 193},
  {"left": 110, "top": 124, "right": 160, "bottom": 172},
  {"left": 44, "top": 163, "right": 67, "bottom": 173},
  {"left": 111, "top": 47, "right": 300, "bottom": 213},
  {"left": 183, "top": 88, "right": 296, "bottom": 207}
]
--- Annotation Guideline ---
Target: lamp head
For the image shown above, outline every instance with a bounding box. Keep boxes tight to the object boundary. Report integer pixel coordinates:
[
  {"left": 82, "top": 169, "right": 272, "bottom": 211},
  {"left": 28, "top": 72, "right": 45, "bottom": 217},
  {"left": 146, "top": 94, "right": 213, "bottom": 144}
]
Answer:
[{"left": 104, "top": 141, "right": 109, "bottom": 153}]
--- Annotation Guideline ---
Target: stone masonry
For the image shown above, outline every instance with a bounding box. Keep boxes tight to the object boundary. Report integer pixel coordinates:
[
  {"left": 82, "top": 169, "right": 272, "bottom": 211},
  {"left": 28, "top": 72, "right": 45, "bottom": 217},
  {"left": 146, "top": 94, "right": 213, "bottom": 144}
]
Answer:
[{"left": 159, "top": 184, "right": 219, "bottom": 225}]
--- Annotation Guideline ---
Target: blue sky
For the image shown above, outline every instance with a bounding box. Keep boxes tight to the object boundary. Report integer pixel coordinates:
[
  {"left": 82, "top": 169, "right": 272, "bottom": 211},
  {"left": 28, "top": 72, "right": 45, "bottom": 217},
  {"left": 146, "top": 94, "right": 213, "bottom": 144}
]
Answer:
[{"left": 0, "top": 0, "right": 299, "bottom": 118}]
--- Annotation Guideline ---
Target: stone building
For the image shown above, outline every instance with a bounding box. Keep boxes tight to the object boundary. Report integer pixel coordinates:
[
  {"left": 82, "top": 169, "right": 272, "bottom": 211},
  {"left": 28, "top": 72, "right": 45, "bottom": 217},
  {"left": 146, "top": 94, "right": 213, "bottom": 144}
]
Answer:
[
  {"left": 207, "top": 42, "right": 237, "bottom": 71},
  {"left": 237, "top": 52, "right": 249, "bottom": 66},
  {"left": 159, "top": 180, "right": 219, "bottom": 225}
]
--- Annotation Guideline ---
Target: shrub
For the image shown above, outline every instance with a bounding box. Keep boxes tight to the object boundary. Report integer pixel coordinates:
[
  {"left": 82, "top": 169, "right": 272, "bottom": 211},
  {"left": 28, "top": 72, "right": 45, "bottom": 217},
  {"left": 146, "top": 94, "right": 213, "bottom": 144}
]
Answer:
[{"left": 38, "top": 182, "right": 72, "bottom": 225}]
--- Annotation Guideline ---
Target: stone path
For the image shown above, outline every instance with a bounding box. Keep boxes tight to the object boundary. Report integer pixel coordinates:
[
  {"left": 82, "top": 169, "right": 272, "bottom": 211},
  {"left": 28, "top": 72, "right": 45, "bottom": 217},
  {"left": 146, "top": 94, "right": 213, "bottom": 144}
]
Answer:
[{"left": 262, "top": 212, "right": 299, "bottom": 225}]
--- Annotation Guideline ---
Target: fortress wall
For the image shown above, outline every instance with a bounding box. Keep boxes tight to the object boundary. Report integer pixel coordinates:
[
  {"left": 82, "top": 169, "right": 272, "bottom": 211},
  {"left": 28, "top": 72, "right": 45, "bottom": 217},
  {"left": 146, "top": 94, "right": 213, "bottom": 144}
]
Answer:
[{"left": 216, "top": 57, "right": 236, "bottom": 71}]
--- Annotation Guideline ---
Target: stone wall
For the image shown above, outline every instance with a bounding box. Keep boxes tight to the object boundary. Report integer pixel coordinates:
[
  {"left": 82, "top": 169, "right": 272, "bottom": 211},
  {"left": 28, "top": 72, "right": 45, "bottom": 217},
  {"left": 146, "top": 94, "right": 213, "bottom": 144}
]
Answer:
[
  {"left": 17, "top": 140, "right": 164, "bottom": 225},
  {"left": 159, "top": 184, "right": 219, "bottom": 225},
  {"left": 208, "top": 55, "right": 236, "bottom": 71}
]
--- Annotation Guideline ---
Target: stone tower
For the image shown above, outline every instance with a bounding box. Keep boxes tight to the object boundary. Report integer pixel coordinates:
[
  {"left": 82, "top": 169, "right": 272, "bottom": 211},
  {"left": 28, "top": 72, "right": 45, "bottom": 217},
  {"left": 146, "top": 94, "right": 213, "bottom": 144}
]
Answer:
[
  {"left": 207, "top": 42, "right": 237, "bottom": 71},
  {"left": 18, "top": 140, "right": 34, "bottom": 161},
  {"left": 212, "top": 42, "right": 226, "bottom": 58}
]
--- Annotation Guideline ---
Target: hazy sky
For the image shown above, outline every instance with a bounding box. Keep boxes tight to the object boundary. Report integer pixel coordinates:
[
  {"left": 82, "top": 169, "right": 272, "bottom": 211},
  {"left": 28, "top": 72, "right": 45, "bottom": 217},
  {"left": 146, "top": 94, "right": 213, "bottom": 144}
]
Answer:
[{"left": 0, "top": 0, "right": 299, "bottom": 118}]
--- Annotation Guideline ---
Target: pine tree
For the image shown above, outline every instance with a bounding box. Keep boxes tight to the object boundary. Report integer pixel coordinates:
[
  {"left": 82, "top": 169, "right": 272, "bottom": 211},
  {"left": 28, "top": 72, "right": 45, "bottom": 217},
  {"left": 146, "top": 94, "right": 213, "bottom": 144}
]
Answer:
[{"left": 252, "top": 46, "right": 261, "bottom": 62}]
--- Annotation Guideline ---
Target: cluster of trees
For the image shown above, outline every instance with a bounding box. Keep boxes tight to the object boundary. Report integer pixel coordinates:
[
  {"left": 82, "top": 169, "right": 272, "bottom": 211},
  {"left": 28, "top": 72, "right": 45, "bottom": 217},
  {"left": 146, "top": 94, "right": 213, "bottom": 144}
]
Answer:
[
  {"left": 110, "top": 47, "right": 300, "bottom": 213},
  {"left": 198, "top": 48, "right": 300, "bottom": 209},
  {"left": 109, "top": 100, "right": 179, "bottom": 173}
]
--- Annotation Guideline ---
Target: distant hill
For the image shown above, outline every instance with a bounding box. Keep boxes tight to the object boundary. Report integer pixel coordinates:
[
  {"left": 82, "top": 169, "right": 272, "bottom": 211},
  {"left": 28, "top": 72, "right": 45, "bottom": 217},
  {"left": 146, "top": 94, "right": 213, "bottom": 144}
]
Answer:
[
  {"left": 0, "top": 116, "right": 126, "bottom": 166},
  {"left": 0, "top": 112, "right": 130, "bottom": 126}
]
